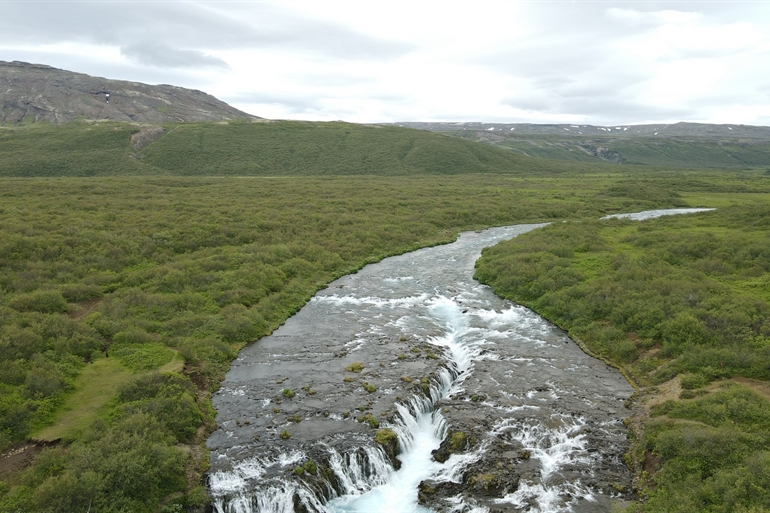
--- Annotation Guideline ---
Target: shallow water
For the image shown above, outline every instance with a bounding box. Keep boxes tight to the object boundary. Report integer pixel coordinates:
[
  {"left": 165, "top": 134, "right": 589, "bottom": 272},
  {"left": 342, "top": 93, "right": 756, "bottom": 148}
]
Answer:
[{"left": 207, "top": 209, "right": 711, "bottom": 512}]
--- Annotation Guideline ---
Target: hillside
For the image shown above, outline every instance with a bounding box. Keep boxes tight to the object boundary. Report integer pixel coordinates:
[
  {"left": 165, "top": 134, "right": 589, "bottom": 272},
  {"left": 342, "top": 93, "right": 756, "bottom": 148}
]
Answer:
[
  {"left": 0, "top": 61, "right": 255, "bottom": 124},
  {"left": 397, "top": 122, "right": 770, "bottom": 169},
  {"left": 0, "top": 120, "right": 570, "bottom": 177}
]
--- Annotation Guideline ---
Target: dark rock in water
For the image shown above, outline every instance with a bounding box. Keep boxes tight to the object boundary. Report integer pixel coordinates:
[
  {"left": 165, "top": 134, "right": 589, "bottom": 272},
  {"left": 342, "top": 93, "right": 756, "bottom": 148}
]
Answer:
[
  {"left": 431, "top": 430, "right": 470, "bottom": 463},
  {"left": 375, "top": 428, "right": 401, "bottom": 468}
]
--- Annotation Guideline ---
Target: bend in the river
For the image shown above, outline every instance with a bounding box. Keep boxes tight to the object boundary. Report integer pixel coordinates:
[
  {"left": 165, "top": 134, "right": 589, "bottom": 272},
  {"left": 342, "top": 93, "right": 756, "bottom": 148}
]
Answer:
[{"left": 207, "top": 209, "right": 712, "bottom": 513}]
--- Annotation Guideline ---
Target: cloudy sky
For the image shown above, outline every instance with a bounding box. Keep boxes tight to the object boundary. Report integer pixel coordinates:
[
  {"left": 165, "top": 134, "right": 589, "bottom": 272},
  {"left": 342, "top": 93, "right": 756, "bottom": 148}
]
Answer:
[{"left": 1, "top": 1, "right": 769, "bottom": 125}]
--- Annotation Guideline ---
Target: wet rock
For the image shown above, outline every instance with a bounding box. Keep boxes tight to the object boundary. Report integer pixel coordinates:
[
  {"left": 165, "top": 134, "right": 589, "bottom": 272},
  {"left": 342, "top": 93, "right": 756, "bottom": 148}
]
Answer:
[
  {"left": 467, "top": 471, "right": 517, "bottom": 497},
  {"left": 374, "top": 428, "right": 400, "bottom": 466},
  {"left": 431, "top": 430, "right": 469, "bottom": 463}
]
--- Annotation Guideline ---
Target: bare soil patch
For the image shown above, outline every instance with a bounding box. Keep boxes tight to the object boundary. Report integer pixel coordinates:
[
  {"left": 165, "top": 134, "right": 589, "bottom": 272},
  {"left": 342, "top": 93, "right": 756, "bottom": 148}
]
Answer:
[
  {"left": 68, "top": 297, "right": 103, "bottom": 320},
  {"left": 643, "top": 376, "right": 682, "bottom": 411},
  {"left": 727, "top": 376, "right": 770, "bottom": 401},
  {"left": 0, "top": 440, "right": 58, "bottom": 479}
]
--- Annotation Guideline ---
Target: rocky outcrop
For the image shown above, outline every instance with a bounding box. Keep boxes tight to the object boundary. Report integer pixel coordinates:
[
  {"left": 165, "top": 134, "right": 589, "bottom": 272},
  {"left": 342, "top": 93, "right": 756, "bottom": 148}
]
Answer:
[
  {"left": 578, "top": 144, "right": 624, "bottom": 163},
  {"left": 0, "top": 60, "right": 257, "bottom": 124}
]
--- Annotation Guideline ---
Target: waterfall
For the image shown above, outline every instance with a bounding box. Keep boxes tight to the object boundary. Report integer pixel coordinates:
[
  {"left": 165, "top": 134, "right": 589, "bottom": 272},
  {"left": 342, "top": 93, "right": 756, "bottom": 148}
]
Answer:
[{"left": 208, "top": 211, "right": 708, "bottom": 512}]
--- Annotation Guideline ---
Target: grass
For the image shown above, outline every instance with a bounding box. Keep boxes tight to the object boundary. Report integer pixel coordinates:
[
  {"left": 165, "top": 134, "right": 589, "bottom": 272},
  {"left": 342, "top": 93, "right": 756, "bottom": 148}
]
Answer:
[
  {"left": 31, "top": 358, "right": 133, "bottom": 442},
  {"left": 32, "top": 350, "right": 182, "bottom": 442}
]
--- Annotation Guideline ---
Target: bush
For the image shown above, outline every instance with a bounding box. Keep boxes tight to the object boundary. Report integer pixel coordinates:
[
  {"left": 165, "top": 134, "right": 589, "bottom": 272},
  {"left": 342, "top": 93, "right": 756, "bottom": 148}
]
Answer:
[
  {"left": 110, "top": 343, "right": 174, "bottom": 372},
  {"left": 679, "top": 373, "right": 709, "bottom": 390},
  {"left": 60, "top": 284, "right": 102, "bottom": 303},
  {"left": 9, "top": 291, "right": 68, "bottom": 314},
  {"left": 112, "top": 329, "right": 155, "bottom": 346}
]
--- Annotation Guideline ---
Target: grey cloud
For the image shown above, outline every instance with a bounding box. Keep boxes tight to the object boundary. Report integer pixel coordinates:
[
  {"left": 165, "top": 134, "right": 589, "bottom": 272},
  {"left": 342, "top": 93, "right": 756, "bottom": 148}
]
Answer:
[
  {"left": 121, "top": 43, "right": 229, "bottom": 69},
  {"left": 228, "top": 90, "right": 412, "bottom": 116},
  {"left": 228, "top": 92, "right": 325, "bottom": 113},
  {"left": 500, "top": 70, "right": 694, "bottom": 124},
  {"left": 558, "top": 96, "right": 695, "bottom": 123},
  {"left": 504, "top": 93, "right": 696, "bottom": 125},
  {"left": 0, "top": 2, "right": 413, "bottom": 62},
  {"left": 501, "top": 93, "right": 552, "bottom": 112}
]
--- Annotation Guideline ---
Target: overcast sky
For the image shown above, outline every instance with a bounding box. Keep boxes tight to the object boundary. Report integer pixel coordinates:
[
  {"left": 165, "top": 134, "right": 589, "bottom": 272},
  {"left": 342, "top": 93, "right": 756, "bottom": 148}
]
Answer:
[{"left": 1, "top": 1, "right": 769, "bottom": 125}]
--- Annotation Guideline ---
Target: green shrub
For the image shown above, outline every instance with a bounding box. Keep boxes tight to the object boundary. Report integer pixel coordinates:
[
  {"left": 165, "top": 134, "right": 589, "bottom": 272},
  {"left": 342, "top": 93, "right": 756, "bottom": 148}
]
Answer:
[
  {"left": 60, "top": 284, "right": 102, "bottom": 303},
  {"left": 9, "top": 291, "right": 68, "bottom": 314},
  {"left": 679, "top": 373, "right": 709, "bottom": 390},
  {"left": 110, "top": 343, "right": 174, "bottom": 372}
]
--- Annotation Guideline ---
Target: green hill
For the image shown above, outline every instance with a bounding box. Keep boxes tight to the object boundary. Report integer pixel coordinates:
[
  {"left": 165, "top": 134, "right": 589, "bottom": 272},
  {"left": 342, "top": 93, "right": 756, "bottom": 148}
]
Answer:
[
  {"left": 484, "top": 135, "right": 770, "bottom": 169},
  {"left": 0, "top": 120, "right": 570, "bottom": 177},
  {"left": 397, "top": 122, "right": 770, "bottom": 169}
]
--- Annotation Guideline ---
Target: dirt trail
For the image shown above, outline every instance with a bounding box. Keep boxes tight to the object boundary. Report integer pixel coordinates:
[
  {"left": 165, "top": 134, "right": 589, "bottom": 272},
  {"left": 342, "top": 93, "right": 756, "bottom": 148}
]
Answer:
[{"left": 0, "top": 441, "right": 58, "bottom": 479}]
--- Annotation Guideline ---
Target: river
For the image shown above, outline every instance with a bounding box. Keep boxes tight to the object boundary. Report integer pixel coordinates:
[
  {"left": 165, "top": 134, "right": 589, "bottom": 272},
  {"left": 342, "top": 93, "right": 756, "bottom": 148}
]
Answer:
[{"left": 207, "top": 209, "right": 712, "bottom": 513}]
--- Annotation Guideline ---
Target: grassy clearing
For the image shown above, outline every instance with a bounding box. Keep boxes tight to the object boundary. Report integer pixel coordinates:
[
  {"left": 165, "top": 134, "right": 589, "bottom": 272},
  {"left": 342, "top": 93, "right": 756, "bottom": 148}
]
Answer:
[
  {"left": 32, "top": 350, "right": 183, "bottom": 443},
  {"left": 31, "top": 358, "right": 133, "bottom": 442}
]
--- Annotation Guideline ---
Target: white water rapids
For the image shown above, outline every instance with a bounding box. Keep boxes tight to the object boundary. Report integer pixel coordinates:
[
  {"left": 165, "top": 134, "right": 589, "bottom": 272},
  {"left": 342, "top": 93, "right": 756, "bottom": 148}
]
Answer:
[
  {"left": 327, "top": 298, "right": 471, "bottom": 513},
  {"left": 207, "top": 209, "right": 713, "bottom": 513}
]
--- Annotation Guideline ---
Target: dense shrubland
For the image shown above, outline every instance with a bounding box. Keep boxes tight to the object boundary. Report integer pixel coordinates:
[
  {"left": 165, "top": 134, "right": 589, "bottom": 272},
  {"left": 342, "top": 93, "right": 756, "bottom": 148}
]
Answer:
[
  {"left": 0, "top": 173, "right": 681, "bottom": 511},
  {"left": 475, "top": 200, "right": 770, "bottom": 511},
  {"left": 1, "top": 119, "right": 768, "bottom": 511}
]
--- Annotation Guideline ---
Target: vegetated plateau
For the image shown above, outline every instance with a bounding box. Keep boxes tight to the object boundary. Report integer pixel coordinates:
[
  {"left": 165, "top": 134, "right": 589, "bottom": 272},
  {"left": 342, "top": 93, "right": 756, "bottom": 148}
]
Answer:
[
  {"left": 0, "top": 67, "right": 769, "bottom": 511},
  {"left": 401, "top": 121, "right": 770, "bottom": 170}
]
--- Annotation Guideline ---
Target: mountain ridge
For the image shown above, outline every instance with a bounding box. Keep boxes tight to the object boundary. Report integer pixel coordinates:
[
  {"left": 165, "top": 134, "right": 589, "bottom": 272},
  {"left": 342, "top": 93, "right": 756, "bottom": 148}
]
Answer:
[
  {"left": 393, "top": 121, "right": 770, "bottom": 139},
  {"left": 0, "top": 60, "right": 257, "bottom": 124},
  {"left": 393, "top": 121, "right": 770, "bottom": 168}
]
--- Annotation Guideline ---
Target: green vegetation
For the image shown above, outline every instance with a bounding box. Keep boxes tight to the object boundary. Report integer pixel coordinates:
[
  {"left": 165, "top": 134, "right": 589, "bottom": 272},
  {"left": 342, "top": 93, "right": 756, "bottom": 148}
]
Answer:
[
  {"left": 0, "top": 373, "right": 207, "bottom": 513},
  {"left": 294, "top": 459, "right": 317, "bottom": 476},
  {"left": 2, "top": 117, "right": 769, "bottom": 512},
  {"left": 374, "top": 428, "right": 398, "bottom": 448},
  {"left": 0, "top": 123, "right": 149, "bottom": 176},
  {"left": 637, "top": 383, "right": 770, "bottom": 512},
  {"left": 474, "top": 189, "right": 770, "bottom": 512},
  {"left": 32, "top": 358, "right": 133, "bottom": 442},
  {"left": 448, "top": 431, "right": 467, "bottom": 452},
  {"left": 0, "top": 169, "right": 680, "bottom": 511},
  {"left": 358, "top": 413, "right": 379, "bottom": 429},
  {"left": 345, "top": 362, "right": 364, "bottom": 373},
  {"left": 0, "top": 120, "right": 568, "bottom": 178},
  {"left": 138, "top": 121, "right": 555, "bottom": 176},
  {"left": 452, "top": 131, "right": 770, "bottom": 169}
]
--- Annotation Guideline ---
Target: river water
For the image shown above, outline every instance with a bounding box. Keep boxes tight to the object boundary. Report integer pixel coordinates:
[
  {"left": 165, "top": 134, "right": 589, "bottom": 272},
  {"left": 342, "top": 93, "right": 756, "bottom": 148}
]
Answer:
[{"left": 207, "top": 209, "right": 710, "bottom": 512}]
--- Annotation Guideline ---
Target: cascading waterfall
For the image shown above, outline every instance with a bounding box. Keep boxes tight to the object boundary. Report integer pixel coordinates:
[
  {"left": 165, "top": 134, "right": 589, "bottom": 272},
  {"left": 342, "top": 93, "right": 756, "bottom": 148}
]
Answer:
[
  {"left": 327, "top": 297, "right": 473, "bottom": 513},
  {"left": 208, "top": 210, "right": 711, "bottom": 513}
]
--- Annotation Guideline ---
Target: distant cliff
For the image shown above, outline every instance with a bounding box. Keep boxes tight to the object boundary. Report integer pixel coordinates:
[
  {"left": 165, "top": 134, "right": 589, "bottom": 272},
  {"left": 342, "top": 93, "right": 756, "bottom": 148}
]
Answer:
[{"left": 0, "top": 61, "right": 257, "bottom": 124}]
